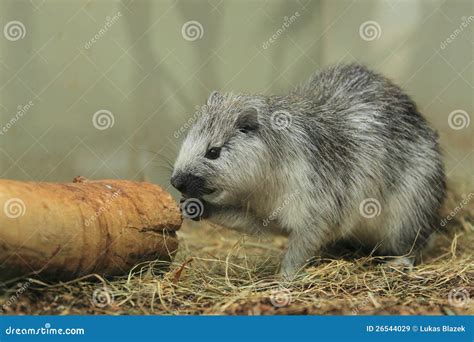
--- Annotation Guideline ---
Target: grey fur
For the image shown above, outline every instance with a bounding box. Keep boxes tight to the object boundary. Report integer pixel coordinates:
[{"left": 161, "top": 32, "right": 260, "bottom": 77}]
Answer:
[{"left": 171, "top": 63, "right": 446, "bottom": 278}]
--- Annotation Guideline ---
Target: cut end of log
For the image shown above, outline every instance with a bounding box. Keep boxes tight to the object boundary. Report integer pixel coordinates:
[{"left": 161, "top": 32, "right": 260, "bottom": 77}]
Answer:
[{"left": 0, "top": 177, "right": 183, "bottom": 280}]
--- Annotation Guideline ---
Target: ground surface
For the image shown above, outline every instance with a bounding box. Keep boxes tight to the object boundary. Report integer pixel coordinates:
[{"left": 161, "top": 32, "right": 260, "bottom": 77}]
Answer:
[{"left": 1, "top": 189, "right": 473, "bottom": 315}]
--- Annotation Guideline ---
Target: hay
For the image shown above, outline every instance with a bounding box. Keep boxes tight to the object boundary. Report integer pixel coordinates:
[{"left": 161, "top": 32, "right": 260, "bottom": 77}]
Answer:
[{"left": 1, "top": 189, "right": 472, "bottom": 315}]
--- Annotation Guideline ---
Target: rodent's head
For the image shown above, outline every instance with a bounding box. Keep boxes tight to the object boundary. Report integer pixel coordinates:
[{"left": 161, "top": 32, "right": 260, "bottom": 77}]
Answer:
[{"left": 171, "top": 92, "right": 269, "bottom": 200}]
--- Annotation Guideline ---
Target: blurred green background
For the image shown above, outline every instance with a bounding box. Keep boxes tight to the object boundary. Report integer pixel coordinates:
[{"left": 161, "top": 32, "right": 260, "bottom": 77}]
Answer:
[{"left": 0, "top": 0, "right": 472, "bottom": 194}]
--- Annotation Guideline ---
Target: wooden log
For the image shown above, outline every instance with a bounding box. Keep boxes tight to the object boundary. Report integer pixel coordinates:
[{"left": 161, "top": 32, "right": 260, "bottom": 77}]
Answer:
[{"left": 0, "top": 177, "right": 182, "bottom": 280}]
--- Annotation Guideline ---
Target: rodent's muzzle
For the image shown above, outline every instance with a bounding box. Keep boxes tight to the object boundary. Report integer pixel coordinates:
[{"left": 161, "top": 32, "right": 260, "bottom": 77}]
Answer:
[{"left": 170, "top": 172, "right": 214, "bottom": 198}]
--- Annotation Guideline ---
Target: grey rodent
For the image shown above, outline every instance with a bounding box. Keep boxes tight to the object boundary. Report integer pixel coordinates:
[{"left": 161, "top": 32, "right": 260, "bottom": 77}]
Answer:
[{"left": 171, "top": 63, "right": 446, "bottom": 278}]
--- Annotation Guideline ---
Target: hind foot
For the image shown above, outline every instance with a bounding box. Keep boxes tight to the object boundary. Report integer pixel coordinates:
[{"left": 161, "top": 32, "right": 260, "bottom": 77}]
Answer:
[{"left": 384, "top": 256, "right": 415, "bottom": 272}]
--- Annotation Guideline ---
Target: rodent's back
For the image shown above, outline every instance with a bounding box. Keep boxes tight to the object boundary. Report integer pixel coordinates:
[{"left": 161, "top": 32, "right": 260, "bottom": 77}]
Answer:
[
  {"left": 290, "top": 63, "right": 441, "bottom": 166},
  {"left": 268, "top": 64, "right": 445, "bottom": 254},
  {"left": 295, "top": 64, "right": 431, "bottom": 133}
]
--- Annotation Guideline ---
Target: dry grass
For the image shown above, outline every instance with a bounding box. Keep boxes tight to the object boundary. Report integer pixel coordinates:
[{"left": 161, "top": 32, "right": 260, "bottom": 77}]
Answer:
[{"left": 1, "top": 189, "right": 473, "bottom": 315}]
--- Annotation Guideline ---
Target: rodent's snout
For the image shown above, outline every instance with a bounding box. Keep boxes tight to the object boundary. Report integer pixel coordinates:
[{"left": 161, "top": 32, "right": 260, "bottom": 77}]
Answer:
[{"left": 170, "top": 172, "right": 213, "bottom": 198}]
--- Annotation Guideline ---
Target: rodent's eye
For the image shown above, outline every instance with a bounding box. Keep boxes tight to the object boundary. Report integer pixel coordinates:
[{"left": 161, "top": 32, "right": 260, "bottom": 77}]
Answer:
[
  {"left": 239, "top": 125, "right": 252, "bottom": 134},
  {"left": 205, "top": 147, "right": 221, "bottom": 160}
]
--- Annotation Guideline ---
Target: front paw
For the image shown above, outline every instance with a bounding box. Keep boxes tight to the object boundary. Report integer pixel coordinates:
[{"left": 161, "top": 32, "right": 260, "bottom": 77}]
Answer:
[
  {"left": 279, "top": 264, "right": 297, "bottom": 282},
  {"left": 179, "top": 197, "right": 211, "bottom": 221},
  {"left": 279, "top": 255, "right": 302, "bottom": 282}
]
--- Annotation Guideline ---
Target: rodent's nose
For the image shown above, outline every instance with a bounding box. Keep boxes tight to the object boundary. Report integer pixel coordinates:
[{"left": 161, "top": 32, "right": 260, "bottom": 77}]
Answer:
[
  {"left": 170, "top": 172, "right": 205, "bottom": 197},
  {"left": 170, "top": 174, "right": 186, "bottom": 193}
]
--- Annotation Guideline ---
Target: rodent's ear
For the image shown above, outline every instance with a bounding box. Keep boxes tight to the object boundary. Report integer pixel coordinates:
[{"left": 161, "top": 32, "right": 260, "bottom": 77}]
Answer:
[
  {"left": 237, "top": 107, "right": 259, "bottom": 133},
  {"left": 207, "top": 91, "right": 221, "bottom": 105}
]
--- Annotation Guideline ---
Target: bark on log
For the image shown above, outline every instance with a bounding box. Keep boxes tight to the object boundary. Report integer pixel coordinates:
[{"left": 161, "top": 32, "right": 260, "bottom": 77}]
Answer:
[{"left": 0, "top": 177, "right": 182, "bottom": 280}]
